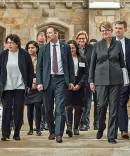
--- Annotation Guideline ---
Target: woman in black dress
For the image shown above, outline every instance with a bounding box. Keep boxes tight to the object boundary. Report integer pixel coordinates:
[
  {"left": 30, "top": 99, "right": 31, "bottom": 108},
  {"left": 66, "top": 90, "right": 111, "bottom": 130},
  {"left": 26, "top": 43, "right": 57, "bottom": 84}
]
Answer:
[
  {"left": 66, "top": 40, "right": 89, "bottom": 137},
  {"left": 25, "top": 41, "right": 42, "bottom": 136}
]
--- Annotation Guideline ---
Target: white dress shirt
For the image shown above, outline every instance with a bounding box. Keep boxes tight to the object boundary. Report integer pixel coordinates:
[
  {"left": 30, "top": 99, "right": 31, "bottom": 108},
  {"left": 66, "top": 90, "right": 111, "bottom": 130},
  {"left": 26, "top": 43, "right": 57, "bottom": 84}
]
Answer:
[{"left": 50, "top": 40, "right": 64, "bottom": 75}]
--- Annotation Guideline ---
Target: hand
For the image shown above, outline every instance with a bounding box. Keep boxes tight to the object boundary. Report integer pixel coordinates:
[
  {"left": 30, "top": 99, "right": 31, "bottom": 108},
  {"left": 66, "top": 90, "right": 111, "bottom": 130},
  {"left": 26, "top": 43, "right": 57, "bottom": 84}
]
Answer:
[
  {"left": 123, "top": 83, "right": 129, "bottom": 87},
  {"left": 37, "top": 84, "right": 43, "bottom": 91},
  {"left": 68, "top": 83, "right": 74, "bottom": 90},
  {"left": 32, "top": 83, "right": 37, "bottom": 90},
  {"left": 90, "top": 84, "right": 96, "bottom": 93},
  {"left": 73, "top": 85, "right": 80, "bottom": 91}
]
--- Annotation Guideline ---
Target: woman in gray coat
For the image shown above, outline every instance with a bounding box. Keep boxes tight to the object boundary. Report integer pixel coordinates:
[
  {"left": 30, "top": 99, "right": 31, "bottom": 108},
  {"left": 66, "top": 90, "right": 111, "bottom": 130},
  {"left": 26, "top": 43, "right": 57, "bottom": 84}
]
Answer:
[{"left": 89, "top": 22, "right": 129, "bottom": 144}]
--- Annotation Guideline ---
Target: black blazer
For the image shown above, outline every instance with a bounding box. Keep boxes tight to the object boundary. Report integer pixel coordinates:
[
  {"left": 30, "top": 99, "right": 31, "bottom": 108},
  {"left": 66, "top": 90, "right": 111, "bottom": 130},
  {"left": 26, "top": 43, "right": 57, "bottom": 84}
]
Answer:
[
  {"left": 89, "top": 37, "right": 125, "bottom": 85},
  {"left": 0, "top": 48, "right": 34, "bottom": 97},
  {"left": 36, "top": 42, "right": 75, "bottom": 90},
  {"left": 114, "top": 37, "right": 130, "bottom": 76},
  {"left": 75, "top": 56, "right": 89, "bottom": 88}
]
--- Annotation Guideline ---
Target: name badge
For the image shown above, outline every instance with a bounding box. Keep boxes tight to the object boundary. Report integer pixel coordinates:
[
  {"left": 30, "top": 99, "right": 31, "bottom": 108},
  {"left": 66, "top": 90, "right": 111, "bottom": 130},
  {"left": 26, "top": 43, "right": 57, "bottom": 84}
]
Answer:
[{"left": 79, "top": 62, "right": 85, "bottom": 67}]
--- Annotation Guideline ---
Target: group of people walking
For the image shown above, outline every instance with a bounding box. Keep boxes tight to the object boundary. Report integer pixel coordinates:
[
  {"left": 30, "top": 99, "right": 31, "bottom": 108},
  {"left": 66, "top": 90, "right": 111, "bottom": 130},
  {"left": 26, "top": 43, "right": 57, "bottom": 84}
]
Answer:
[{"left": 0, "top": 20, "right": 130, "bottom": 144}]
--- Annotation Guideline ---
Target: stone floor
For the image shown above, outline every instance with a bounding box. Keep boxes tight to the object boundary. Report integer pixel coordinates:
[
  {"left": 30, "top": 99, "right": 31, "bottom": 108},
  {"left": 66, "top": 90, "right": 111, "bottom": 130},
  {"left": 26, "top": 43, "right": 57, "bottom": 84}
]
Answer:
[{"left": 0, "top": 105, "right": 130, "bottom": 156}]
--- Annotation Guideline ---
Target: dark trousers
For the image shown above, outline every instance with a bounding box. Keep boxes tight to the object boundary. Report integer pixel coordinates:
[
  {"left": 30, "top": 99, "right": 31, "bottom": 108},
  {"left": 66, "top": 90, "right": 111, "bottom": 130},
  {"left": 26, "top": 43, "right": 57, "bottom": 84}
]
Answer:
[
  {"left": 119, "top": 85, "right": 130, "bottom": 132},
  {"left": 2, "top": 89, "right": 25, "bottom": 138},
  {"left": 43, "top": 75, "right": 66, "bottom": 136},
  {"left": 96, "top": 85, "right": 121, "bottom": 139},
  {"left": 27, "top": 102, "right": 41, "bottom": 131}
]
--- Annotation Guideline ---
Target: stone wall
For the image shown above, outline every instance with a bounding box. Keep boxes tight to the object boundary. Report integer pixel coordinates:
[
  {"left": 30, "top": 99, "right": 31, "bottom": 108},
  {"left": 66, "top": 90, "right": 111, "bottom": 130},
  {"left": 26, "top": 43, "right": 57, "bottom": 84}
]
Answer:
[
  {"left": 0, "top": 1, "right": 89, "bottom": 47},
  {"left": 1, "top": 0, "right": 130, "bottom": 47},
  {"left": 89, "top": 9, "right": 120, "bottom": 41}
]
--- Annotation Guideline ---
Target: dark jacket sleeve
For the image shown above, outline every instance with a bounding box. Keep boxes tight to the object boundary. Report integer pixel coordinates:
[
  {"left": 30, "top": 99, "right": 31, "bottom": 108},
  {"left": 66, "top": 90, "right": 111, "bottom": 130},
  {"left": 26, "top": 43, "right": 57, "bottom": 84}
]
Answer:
[
  {"left": 88, "top": 44, "right": 97, "bottom": 83},
  {"left": 26, "top": 52, "right": 34, "bottom": 88},
  {"left": 67, "top": 45, "right": 75, "bottom": 84},
  {"left": 36, "top": 46, "right": 44, "bottom": 85},
  {"left": 78, "top": 57, "right": 89, "bottom": 88}
]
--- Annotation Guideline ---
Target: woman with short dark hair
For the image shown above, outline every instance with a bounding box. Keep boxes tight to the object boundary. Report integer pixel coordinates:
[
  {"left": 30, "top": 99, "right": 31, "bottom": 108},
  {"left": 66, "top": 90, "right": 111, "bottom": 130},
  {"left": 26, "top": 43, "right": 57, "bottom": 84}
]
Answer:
[
  {"left": 0, "top": 34, "right": 34, "bottom": 141},
  {"left": 66, "top": 40, "right": 89, "bottom": 136},
  {"left": 25, "top": 40, "right": 42, "bottom": 136}
]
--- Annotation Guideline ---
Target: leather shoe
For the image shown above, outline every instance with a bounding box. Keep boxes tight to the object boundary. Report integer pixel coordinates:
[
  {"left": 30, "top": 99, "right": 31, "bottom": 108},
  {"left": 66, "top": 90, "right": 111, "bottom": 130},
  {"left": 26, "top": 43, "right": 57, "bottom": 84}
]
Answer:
[
  {"left": 96, "top": 131, "right": 103, "bottom": 139},
  {"left": 66, "top": 129, "right": 73, "bottom": 137},
  {"left": 56, "top": 135, "right": 62, "bottom": 143},
  {"left": 27, "top": 130, "right": 33, "bottom": 135},
  {"left": 36, "top": 130, "right": 42, "bottom": 136},
  {"left": 1, "top": 136, "right": 10, "bottom": 141},
  {"left": 121, "top": 131, "right": 129, "bottom": 139},
  {"left": 108, "top": 138, "right": 117, "bottom": 144},
  {"left": 13, "top": 136, "right": 21, "bottom": 141},
  {"left": 48, "top": 134, "right": 55, "bottom": 140}
]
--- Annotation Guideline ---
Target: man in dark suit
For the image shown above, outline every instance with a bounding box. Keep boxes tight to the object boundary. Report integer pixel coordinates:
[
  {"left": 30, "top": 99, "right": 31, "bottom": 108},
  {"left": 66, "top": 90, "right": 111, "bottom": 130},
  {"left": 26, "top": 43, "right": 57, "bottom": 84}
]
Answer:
[
  {"left": 115, "top": 20, "right": 130, "bottom": 139},
  {"left": 36, "top": 26, "right": 75, "bottom": 143}
]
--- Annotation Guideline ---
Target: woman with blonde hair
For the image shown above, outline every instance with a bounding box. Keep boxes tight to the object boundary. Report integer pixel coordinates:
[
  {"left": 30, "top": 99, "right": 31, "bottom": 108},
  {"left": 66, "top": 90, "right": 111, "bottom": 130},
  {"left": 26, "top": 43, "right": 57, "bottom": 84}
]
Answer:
[
  {"left": 89, "top": 21, "right": 129, "bottom": 143},
  {"left": 76, "top": 30, "right": 98, "bottom": 131}
]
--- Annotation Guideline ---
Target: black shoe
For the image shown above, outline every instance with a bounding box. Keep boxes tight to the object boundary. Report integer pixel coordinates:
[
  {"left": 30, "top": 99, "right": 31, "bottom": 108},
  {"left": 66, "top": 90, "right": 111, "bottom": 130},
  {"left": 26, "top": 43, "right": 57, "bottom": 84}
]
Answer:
[
  {"left": 56, "top": 135, "right": 63, "bottom": 143},
  {"left": 66, "top": 129, "right": 73, "bottom": 137},
  {"left": 27, "top": 130, "right": 33, "bottom": 135},
  {"left": 36, "top": 130, "right": 42, "bottom": 136},
  {"left": 1, "top": 136, "right": 10, "bottom": 141},
  {"left": 13, "top": 136, "right": 21, "bottom": 141},
  {"left": 79, "top": 124, "right": 88, "bottom": 131},
  {"left": 48, "top": 134, "right": 55, "bottom": 140},
  {"left": 96, "top": 131, "right": 103, "bottom": 139},
  {"left": 108, "top": 138, "right": 117, "bottom": 144},
  {"left": 121, "top": 131, "right": 129, "bottom": 139},
  {"left": 74, "top": 129, "right": 79, "bottom": 135}
]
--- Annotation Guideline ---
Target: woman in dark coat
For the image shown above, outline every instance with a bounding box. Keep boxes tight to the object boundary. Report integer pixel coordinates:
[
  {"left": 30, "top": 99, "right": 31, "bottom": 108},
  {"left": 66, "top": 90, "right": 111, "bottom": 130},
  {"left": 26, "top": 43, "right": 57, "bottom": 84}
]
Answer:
[
  {"left": 89, "top": 21, "right": 129, "bottom": 143},
  {"left": 66, "top": 40, "right": 89, "bottom": 137},
  {"left": 25, "top": 41, "right": 42, "bottom": 136},
  {"left": 0, "top": 34, "right": 34, "bottom": 141},
  {"left": 76, "top": 31, "right": 98, "bottom": 131}
]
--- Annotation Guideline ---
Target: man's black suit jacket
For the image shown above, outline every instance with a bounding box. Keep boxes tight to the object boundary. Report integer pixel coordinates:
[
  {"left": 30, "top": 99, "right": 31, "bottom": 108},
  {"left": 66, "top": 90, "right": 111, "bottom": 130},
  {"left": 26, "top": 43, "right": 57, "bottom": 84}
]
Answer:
[
  {"left": 114, "top": 37, "right": 130, "bottom": 77},
  {"left": 36, "top": 42, "right": 75, "bottom": 90}
]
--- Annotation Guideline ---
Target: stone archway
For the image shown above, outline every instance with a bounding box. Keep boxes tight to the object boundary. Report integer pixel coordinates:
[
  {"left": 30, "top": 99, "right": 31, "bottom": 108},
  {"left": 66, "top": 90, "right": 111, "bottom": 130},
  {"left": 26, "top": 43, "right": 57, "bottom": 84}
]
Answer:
[
  {"left": 35, "top": 18, "right": 74, "bottom": 42},
  {"left": 0, "top": 22, "right": 10, "bottom": 50}
]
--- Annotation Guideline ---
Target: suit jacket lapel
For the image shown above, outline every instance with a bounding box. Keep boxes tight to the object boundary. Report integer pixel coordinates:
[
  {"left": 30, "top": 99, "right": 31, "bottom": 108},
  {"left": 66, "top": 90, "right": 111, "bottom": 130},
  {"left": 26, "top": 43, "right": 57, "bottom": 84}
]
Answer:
[
  {"left": 46, "top": 43, "right": 51, "bottom": 66},
  {"left": 4, "top": 50, "right": 8, "bottom": 67}
]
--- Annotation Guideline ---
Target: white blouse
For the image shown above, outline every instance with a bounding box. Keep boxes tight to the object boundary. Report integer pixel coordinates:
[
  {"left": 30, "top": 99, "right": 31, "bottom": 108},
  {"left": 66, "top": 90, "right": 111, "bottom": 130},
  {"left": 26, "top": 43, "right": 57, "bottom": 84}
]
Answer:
[{"left": 73, "top": 57, "right": 78, "bottom": 76}]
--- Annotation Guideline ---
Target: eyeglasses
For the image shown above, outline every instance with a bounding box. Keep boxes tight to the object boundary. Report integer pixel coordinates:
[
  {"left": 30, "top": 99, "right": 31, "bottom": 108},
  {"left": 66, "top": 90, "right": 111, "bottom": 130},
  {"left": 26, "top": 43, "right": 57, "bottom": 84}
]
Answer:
[
  {"left": 77, "top": 38, "right": 86, "bottom": 40},
  {"left": 101, "top": 30, "right": 111, "bottom": 33},
  {"left": 7, "top": 42, "right": 15, "bottom": 45}
]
